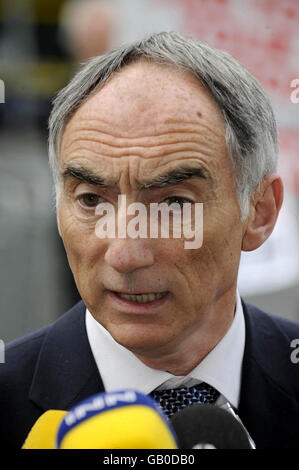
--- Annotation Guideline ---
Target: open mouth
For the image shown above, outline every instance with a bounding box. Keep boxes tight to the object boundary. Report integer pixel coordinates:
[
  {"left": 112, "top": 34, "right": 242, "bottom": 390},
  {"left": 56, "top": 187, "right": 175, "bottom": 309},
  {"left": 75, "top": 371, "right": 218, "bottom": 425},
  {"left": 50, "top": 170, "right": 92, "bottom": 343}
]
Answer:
[{"left": 113, "top": 291, "right": 168, "bottom": 304}]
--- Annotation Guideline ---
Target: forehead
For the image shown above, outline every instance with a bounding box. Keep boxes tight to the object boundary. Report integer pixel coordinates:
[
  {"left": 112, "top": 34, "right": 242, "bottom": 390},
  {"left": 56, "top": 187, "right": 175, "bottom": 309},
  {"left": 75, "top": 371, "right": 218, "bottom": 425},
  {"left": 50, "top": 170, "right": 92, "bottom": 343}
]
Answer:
[{"left": 62, "top": 60, "right": 226, "bottom": 141}]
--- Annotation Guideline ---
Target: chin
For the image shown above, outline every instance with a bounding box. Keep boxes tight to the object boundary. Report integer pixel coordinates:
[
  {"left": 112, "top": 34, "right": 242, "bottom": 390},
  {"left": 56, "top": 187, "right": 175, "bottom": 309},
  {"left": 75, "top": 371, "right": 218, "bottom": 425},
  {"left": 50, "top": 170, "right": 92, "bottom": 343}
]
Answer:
[{"left": 108, "top": 324, "right": 169, "bottom": 356}]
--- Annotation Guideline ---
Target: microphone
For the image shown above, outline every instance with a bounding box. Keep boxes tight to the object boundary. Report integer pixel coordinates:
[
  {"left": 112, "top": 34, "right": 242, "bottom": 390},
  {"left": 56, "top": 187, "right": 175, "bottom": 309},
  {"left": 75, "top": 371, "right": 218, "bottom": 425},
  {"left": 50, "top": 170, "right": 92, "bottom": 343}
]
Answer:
[
  {"left": 170, "top": 403, "right": 255, "bottom": 449},
  {"left": 22, "top": 410, "right": 67, "bottom": 449},
  {"left": 56, "top": 389, "right": 178, "bottom": 449}
]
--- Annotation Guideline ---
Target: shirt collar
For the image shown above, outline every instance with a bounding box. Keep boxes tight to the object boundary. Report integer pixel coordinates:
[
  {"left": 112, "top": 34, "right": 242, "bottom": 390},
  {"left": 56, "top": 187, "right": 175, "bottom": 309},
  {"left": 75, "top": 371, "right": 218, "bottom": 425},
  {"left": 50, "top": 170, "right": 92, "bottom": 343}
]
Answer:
[{"left": 85, "top": 291, "right": 245, "bottom": 409}]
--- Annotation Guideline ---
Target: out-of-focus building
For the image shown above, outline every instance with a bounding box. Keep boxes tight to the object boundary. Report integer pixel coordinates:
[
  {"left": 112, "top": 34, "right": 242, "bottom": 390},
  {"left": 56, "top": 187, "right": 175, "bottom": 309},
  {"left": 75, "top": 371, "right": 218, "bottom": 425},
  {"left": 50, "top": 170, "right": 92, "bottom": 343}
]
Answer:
[{"left": 0, "top": 0, "right": 78, "bottom": 342}]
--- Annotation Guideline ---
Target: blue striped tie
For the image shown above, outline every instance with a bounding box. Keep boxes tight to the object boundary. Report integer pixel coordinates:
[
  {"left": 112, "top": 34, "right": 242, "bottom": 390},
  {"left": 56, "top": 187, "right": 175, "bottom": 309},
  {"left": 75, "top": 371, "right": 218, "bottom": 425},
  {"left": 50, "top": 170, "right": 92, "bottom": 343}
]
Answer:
[{"left": 151, "top": 383, "right": 220, "bottom": 418}]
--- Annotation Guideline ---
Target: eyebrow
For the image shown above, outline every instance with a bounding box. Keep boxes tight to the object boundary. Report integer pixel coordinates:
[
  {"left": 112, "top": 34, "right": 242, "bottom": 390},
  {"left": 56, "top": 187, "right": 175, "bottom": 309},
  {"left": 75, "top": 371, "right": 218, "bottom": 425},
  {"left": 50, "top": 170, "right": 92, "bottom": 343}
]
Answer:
[
  {"left": 138, "top": 166, "right": 210, "bottom": 189},
  {"left": 62, "top": 164, "right": 210, "bottom": 189},
  {"left": 62, "top": 166, "right": 111, "bottom": 187}
]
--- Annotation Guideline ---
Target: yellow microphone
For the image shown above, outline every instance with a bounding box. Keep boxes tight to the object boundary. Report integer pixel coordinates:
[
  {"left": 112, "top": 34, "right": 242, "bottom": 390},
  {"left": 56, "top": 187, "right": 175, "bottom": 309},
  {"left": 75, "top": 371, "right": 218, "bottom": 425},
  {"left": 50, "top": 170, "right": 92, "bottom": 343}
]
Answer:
[
  {"left": 56, "top": 390, "right": 178, "bottom": 449},
  {"left": 22, "top": 410, "right": 67, "bottom": 449}
]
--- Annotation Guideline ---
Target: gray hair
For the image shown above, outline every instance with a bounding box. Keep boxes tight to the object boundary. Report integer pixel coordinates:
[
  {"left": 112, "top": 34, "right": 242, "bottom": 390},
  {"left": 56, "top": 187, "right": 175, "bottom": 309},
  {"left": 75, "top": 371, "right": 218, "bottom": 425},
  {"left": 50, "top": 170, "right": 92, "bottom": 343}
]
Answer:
[{"left": 48, "top": 31, "right": 278, "bottom": 220}]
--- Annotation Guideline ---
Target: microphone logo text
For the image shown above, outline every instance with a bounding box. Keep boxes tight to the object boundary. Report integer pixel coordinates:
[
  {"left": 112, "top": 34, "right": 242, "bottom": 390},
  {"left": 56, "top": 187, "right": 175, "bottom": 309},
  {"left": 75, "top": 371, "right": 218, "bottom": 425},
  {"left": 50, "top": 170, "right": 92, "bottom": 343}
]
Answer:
[{"left": 65, "top": 390, "right": 137, "bottom": 426}]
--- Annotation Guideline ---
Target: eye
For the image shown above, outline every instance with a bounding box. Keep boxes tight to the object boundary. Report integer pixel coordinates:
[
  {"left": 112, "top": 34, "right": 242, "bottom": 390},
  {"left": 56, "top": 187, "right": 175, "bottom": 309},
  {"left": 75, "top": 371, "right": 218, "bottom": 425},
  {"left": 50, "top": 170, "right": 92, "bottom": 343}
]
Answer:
[
  {"left": 163, "top": 196, "right": 193, "bottom": 209},
  {"left": 77, "top": 193, "right": 102, "bottom": 209}
]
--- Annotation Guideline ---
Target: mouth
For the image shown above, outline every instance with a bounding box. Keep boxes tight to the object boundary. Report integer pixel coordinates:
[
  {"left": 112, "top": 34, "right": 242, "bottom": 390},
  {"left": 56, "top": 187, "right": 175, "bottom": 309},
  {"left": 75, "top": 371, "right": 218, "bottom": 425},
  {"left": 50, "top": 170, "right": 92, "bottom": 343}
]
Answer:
[
  {"left": 107, "top": 290, "right": 170, "bottom": 313},
  {"left": 113, "top": 291, "right": 168, "bottom": 304}
]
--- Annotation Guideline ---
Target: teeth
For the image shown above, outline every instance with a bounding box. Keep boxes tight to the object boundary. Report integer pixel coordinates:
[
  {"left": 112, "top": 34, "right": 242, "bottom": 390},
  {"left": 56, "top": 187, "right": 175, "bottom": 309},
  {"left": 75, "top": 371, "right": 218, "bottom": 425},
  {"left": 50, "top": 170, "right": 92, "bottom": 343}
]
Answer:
[{"left": 116, "top": 292, "right": 167, "bottom": 303}]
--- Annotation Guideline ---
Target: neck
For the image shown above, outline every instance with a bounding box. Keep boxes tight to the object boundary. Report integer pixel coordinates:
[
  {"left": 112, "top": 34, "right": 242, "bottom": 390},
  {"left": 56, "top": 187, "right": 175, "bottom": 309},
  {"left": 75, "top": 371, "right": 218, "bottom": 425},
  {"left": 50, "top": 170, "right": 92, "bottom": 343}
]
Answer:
[{"left": 134, "top": 288, "right": 237, "bottom": 375}]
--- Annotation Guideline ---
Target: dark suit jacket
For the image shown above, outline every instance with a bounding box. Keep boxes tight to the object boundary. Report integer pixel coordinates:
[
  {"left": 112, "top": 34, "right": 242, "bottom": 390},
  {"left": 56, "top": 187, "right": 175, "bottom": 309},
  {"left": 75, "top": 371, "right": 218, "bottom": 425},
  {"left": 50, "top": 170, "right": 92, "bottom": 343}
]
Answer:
[{"left": 0, "top": 300, "right": 299, "bottom": 449}]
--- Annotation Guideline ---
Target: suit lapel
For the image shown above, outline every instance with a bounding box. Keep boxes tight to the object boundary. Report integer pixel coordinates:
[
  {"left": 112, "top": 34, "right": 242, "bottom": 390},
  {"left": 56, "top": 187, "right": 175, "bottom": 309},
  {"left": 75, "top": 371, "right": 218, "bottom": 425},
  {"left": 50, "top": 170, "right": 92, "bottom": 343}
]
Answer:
[
  {"left": 238, "top": 302, "right": 299, "bottom": 448},
  {"left": 29, "top": 301, "right": 104, "bottom": 411}
]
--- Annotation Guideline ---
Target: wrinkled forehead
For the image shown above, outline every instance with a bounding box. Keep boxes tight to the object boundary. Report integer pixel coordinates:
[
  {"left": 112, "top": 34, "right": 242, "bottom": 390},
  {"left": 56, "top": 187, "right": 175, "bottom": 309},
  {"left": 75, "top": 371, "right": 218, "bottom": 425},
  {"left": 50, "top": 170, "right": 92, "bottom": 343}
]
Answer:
[{"left": 61, "top": 60, "right": 226, "bottom": 142}]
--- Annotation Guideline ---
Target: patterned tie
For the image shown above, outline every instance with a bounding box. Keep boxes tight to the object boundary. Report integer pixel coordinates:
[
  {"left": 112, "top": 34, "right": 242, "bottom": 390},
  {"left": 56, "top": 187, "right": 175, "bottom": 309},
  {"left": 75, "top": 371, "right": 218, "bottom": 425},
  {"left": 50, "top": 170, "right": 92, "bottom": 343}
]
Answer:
[{"left": 151, "top": 383, "right": 220, "bottom": 418}]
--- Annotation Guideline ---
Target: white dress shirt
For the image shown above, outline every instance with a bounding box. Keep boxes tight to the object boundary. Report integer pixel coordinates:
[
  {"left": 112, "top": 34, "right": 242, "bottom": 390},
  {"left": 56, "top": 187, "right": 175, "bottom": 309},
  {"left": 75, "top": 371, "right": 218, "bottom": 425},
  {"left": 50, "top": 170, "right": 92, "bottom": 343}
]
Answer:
[{"left": 85, "top": 291, "right": 245, "bottom": 409}]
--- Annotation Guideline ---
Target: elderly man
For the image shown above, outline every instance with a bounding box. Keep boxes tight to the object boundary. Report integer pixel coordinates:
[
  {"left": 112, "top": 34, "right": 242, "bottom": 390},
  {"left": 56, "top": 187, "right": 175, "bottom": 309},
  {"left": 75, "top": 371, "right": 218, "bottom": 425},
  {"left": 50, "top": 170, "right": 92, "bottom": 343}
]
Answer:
[{"left": 1, "top": 32, "right": 299, "bottom": 449}]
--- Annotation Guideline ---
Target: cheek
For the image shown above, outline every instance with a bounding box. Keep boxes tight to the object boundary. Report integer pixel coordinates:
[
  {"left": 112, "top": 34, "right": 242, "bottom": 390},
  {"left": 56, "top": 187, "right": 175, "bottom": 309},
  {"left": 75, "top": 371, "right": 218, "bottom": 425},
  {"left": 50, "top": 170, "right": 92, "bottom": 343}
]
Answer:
[
  {"left": 199, "top": 208, "right": 243, "bottom": 285},
  {"left": 58, "top": 201, "right": 106, "bottom": 271},
  {"left": 171, "top": 208, "right": 243, "bottom": 291}
]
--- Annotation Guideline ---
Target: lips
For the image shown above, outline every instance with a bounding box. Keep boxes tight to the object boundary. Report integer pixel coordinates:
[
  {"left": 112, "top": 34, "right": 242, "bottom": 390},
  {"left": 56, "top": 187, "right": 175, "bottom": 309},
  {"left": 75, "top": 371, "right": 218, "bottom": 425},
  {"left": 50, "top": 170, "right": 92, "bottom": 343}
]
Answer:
[
  {"left": 107, "top": 289, "right": 170, "bottom": 313},
  {"left": 114, "top": 292, "right": 168, "bottom": 303}
]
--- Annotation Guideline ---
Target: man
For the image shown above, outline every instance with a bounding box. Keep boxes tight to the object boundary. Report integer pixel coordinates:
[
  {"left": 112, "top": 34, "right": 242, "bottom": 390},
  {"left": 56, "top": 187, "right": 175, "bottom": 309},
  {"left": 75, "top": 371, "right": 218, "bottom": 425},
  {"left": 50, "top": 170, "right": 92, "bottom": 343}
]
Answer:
[{"left": 1, "top": 32, "right": 299, "bottom": 449}]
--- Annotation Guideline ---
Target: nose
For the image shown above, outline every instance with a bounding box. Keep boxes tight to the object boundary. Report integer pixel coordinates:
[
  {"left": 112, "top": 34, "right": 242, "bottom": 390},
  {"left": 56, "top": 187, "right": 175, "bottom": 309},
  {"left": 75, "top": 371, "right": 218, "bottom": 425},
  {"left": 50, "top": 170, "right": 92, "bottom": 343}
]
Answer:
[{"left": 104, "top": 238, "right": 155, "bottom": 273}]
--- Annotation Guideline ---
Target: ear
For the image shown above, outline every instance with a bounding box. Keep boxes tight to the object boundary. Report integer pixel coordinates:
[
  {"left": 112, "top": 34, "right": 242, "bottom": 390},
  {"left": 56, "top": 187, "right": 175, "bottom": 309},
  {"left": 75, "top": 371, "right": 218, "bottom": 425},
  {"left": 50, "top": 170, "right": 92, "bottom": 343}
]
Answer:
[{"left": 242, "top": 174, "right": 284, "bottom": 252}]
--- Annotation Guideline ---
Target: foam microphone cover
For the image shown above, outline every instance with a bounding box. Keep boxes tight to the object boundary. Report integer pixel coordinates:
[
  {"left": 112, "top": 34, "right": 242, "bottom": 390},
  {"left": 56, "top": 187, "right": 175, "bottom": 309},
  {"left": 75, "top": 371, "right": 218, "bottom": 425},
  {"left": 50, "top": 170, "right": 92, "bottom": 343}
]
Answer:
[
  {"left": 56, "top": 389, "right": 178, "bottom": 449},
  {"left": 22, "top": 410, "right": 67, "bottom": 449},
  {"left": 170, "top": 404, "right": 252, "bottom": 449}
]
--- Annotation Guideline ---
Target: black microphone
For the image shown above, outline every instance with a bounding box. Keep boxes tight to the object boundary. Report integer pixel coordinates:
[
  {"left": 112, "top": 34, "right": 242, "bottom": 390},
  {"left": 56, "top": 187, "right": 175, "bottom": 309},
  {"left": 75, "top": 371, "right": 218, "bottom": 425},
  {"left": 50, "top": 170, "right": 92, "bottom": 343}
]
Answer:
[{"left": 170, "top": 403, "right": 255, "bottom": 449}]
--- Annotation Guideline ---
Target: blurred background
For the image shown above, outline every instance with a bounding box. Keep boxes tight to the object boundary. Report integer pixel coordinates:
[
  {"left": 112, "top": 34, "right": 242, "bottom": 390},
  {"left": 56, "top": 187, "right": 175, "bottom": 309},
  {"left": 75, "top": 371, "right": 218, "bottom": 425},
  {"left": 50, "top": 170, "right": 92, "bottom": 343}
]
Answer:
[{"left": 0, "top": 0, "right": 298, "bottom": 342}]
